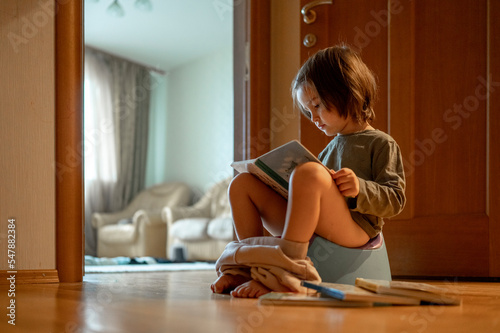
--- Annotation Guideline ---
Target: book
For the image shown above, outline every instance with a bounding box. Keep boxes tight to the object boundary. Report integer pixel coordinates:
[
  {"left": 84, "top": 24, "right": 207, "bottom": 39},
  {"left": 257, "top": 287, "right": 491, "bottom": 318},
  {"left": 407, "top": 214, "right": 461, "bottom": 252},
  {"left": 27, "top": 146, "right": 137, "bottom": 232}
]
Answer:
[
  {"left": 259, "top": 292, "right": 373, "bottom": 307},
  {"left": 355, "top": 278, "right": 462, "bottom": 305},
  {"left": 301, "top": 281, "right": 420, "bottom": 305},
  {"left": 231, "top": 140, "right": 327, "bottom": 198}
]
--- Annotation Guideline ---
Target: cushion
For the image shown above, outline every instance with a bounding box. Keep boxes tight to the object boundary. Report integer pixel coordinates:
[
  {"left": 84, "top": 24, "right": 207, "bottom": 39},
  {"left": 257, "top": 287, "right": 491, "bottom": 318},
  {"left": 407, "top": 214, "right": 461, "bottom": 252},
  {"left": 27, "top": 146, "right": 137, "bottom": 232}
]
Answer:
[
  {"left": 170, "top": 218, "right": 210, "bottom": 241},
  {"left": 99, "top": 224, "right": 135, "bottom": 244},
  {"left": 207, "top": 217, "right": 234, "bottom": 240}
]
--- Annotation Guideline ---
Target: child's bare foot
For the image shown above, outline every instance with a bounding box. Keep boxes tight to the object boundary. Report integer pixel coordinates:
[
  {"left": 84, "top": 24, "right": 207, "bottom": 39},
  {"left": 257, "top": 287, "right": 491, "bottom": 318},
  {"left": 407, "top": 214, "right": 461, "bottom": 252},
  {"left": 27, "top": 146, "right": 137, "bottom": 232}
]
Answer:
[
  {"left": 230, "top": 280, "right": 271, "bottom": 298},
  {"left": 211, "top": 274, "right": 251, "bottom": 294}
]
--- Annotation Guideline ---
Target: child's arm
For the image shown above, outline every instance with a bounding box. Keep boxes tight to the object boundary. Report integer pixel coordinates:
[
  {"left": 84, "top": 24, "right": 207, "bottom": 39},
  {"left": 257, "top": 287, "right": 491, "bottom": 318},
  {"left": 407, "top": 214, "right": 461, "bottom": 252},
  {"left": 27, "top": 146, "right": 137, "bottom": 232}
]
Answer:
[{"left": 346, "top": 142, "right": 406, "bottom": 218}]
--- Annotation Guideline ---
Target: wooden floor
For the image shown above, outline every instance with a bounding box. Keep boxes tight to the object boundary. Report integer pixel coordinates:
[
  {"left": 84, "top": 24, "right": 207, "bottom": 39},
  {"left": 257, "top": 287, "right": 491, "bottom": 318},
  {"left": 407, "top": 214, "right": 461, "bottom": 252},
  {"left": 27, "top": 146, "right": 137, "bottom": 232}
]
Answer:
[{"left": 1, "top": 270, "right": 500, "bottom": 333}]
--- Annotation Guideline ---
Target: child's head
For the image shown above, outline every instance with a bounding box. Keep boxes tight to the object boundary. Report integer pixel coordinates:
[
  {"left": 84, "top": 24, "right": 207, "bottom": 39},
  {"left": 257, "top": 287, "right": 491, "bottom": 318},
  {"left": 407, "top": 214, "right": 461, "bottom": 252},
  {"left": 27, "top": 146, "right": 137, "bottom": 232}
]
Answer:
[{"left": 292, "top": 45, "right": 377, "bottom": 124}]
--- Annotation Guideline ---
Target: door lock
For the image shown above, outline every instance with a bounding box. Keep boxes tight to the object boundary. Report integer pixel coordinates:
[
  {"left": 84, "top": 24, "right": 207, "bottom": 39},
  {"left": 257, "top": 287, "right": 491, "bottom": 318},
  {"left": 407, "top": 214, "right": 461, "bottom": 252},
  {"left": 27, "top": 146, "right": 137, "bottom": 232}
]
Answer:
[{"left": 303, "top": 33, "right": 317, "bottom": 48}]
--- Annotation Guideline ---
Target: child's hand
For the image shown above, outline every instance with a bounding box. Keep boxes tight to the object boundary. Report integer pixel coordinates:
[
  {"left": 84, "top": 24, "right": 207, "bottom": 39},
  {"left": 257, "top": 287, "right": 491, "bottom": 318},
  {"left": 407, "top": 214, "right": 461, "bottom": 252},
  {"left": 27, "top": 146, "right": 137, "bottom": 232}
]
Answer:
[{"left": 330, "top": 168, "right": 360, "bottom": 198}]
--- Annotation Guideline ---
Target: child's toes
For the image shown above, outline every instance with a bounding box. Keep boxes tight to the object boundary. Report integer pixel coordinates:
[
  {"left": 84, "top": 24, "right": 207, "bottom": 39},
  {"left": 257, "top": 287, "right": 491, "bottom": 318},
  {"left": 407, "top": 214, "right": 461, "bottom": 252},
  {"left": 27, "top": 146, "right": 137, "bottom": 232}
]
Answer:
[{"left": 231, "top": 280, "right": 271, "bottom": 298}]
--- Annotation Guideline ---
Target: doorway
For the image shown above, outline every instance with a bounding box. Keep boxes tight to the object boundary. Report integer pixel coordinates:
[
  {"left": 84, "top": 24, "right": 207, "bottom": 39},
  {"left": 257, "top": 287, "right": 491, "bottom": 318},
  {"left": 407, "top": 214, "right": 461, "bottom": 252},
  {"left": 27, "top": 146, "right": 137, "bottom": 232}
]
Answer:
[{"left": 83, "top": 1, "right": 233, "bottom": 259}]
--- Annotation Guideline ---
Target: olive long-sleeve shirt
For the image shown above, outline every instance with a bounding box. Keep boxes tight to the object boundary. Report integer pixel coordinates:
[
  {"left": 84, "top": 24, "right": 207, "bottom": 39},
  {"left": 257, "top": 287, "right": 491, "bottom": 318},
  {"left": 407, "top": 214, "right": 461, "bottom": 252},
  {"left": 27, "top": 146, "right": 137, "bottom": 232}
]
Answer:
[{"left": 319, "top": 129, "right": 406, "bottom": 238}]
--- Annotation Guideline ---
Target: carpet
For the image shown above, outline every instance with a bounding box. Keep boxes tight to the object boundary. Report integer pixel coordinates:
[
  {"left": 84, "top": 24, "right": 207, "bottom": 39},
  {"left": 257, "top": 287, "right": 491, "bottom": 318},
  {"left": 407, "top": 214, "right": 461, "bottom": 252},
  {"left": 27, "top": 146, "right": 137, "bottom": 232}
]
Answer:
[{"left": 84, "top": 255, "right": 215, "bottom": 274}]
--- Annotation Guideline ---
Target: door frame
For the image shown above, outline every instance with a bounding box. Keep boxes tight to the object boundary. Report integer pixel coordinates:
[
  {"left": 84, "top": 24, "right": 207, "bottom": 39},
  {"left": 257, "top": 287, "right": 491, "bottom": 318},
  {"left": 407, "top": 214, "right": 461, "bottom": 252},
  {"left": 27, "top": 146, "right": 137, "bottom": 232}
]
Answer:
[
  {"left": 234, "top": 0, "right": 271, "bottom": 161},
  {"left": 55, "top": 0, "right": 84, "bottom": 283}
]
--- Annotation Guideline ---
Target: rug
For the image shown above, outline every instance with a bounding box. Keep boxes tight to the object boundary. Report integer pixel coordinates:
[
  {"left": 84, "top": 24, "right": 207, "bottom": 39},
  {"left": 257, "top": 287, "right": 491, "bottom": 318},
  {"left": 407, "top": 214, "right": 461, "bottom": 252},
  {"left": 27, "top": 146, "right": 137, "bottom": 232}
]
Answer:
[{"left": 85, "top": 255, "right": 215, "bottom": 274}]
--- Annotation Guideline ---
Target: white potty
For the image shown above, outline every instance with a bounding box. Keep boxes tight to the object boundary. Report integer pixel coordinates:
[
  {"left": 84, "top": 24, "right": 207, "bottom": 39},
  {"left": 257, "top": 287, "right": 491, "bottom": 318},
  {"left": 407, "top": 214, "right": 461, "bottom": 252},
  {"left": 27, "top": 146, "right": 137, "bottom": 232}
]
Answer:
[{"left": 307, "top": 233, "right": 392, "bottom": 285}]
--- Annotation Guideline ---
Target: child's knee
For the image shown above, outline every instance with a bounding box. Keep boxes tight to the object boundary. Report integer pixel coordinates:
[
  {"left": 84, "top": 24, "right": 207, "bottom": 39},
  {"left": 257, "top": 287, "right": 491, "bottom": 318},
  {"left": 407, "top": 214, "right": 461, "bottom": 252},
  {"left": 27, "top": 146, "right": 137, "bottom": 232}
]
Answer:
[
  {"left": 292, "top": 162, "right": 330, "bottom": 185},
  {"left": 228, "top": 173, "right": 256, "bottom": 198}
]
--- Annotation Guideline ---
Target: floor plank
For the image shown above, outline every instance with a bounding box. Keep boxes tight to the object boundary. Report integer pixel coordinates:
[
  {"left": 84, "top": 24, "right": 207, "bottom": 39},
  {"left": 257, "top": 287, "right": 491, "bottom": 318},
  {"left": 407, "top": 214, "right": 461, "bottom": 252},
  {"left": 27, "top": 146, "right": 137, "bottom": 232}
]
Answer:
[{"left": 1, "top": 270, "right": 499, "bottom": 332}]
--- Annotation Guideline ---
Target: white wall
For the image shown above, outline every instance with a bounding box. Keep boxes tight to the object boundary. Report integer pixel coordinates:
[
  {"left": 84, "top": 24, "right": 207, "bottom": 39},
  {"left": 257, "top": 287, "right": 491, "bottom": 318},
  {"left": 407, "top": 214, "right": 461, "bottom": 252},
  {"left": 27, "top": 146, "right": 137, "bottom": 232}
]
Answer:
[
  {"left": 145, "top": 72, "right": 168, "bottom": 188},
  {"left": 158, "top": 46, "right": 234, "bottom": 197}
]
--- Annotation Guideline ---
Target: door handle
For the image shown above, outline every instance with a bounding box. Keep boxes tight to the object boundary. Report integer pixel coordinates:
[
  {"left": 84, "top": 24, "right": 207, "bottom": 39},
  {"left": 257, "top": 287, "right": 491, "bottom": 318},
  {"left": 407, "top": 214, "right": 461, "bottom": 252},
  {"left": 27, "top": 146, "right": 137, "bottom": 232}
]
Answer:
[{"left": 301, "top": 0, "right": 333, "bottom": 24}]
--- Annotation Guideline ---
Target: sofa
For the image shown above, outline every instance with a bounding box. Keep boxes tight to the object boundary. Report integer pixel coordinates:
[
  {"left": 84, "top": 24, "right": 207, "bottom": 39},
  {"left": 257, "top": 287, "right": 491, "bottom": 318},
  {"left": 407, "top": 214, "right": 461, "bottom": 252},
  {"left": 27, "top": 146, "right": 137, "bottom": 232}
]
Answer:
[
  {"left": 91, "top": 182, "right": 191, "bottom": 258},
  {"left": 162, "top": 177, "right": 234, "bottom": 261}
]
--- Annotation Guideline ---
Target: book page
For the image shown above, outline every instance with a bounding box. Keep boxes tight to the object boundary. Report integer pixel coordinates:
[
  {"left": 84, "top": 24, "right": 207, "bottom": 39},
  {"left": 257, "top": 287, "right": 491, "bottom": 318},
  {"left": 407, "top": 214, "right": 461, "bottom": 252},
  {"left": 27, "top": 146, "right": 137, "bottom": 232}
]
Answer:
[{"left": 258, "top": 140, "right": 323, "bottom": 185}]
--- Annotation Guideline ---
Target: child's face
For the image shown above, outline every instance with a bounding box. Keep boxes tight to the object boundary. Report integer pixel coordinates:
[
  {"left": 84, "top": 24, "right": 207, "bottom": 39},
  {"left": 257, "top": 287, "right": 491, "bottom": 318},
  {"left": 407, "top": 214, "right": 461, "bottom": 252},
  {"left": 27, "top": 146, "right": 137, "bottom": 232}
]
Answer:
[{"left": 297, "top": 85, "right": 353, "bottom": 136}]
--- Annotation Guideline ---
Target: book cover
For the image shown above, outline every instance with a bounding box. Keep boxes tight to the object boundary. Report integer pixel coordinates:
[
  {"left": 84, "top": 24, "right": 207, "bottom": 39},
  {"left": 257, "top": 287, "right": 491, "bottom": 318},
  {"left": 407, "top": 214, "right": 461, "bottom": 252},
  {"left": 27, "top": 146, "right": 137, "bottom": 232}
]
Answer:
[
  {"left": 355, "top": 278, "right": 462, "bottom": 305},
  {"left": 231, "top": 140, "right": 327, "bottom": 198},
  {"left": 259, "top": 292, "right": 373, "bottom": 307},
  {"left": 301, "top": 281, "right": 420, "bottom": 305}
]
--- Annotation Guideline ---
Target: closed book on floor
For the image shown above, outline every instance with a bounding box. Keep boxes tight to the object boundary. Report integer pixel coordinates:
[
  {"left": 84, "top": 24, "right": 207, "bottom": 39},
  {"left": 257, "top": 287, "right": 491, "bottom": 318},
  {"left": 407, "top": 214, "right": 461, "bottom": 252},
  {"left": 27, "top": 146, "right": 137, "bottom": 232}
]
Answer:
[
  {"left": 301, "top": 281, "right": 420, "bottom": 305},
  {"left": 259, "top": 292, "right": 373, "bottom": 307},
  {"left": 355, "top": 278, "right": 461, "bottom": 305}
]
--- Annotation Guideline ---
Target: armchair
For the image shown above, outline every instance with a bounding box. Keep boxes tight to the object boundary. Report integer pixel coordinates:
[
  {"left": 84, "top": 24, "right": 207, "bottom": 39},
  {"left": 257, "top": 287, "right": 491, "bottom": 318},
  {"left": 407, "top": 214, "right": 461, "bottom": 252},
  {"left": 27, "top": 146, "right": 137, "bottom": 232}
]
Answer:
[
  {"left": 162, "top": 177, "right": 234, "bottom": 261},
  {"left": 92, "top": 182, "right": 191, "bottom": 258}
]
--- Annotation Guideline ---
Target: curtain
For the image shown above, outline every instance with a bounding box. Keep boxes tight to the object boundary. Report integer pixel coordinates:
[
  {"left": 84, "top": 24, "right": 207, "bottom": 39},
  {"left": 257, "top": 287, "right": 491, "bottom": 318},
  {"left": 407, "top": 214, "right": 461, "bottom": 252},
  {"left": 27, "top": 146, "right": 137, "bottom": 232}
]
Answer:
[
  {"left": 84, "top": 48, "right": 151, "bottom": 256},
  {"left": 107, "top": 56, "right": 151, "bottom": 210}
]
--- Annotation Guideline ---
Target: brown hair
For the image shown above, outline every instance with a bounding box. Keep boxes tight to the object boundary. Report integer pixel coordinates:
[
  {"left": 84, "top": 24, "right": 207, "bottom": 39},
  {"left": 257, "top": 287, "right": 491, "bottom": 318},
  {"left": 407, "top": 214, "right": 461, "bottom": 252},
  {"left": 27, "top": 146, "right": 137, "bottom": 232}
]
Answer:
[{"left": 292, "top": 45, "right": 377, "bottom": 124}]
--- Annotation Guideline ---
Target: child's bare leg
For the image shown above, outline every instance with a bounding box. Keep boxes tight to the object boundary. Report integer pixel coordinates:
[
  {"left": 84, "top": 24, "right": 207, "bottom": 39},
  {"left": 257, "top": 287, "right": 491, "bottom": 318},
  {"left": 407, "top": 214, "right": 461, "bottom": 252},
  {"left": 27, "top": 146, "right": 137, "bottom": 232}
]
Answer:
[
  {"left": 228, "top": 173, "right": 288, "bottom": 239},
  {"left": 282, "top": 162, "right": 370, "bottom": 247},
  {"left": 213, "top": 164, "right": 368, "bottom": 296},
  {"left": 211, "top": 274, "right": 251, "bottom": 294},
  {"left": 212, "top": 174, "right": 288, "bottom": 294}
]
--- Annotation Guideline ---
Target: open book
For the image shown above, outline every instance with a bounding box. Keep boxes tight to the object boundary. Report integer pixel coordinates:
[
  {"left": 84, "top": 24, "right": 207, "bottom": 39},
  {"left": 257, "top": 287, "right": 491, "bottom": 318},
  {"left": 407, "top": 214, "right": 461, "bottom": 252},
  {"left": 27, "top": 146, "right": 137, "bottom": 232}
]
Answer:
[{"left": 231, "top": 140, "right": 327, "bottom": 198}]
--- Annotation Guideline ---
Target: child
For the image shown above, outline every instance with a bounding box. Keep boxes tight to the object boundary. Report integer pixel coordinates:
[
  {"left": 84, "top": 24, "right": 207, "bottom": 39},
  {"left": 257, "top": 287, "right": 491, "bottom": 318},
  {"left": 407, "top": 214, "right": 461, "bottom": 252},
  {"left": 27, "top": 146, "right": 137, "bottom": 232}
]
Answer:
[{"left": 211, "top": 44, "right": 406, "bottom": 298}]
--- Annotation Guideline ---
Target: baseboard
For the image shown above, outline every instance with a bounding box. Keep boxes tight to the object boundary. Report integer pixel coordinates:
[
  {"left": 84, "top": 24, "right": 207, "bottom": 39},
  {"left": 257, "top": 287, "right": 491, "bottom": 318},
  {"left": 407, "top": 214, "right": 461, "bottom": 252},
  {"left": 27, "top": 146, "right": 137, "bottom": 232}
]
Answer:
[{"left": 0, "top": 270, "right": 59, "bottom": 284}]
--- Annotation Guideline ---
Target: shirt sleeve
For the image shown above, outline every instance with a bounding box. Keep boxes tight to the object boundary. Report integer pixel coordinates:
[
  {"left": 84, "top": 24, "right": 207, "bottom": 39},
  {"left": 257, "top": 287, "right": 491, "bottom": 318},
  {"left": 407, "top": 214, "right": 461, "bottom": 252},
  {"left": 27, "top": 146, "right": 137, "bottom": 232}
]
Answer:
[{"left": 350, "top": 141, "right": 406, "bottom": 218}]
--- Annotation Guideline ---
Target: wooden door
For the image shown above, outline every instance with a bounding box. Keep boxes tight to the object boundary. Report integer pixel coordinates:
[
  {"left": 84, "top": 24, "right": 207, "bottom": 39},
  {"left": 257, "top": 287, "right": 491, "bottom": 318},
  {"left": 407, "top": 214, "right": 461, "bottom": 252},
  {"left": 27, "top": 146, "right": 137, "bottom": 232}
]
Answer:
[{"left": 299, "top": 0, "right": 500, "bottom": 278}]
